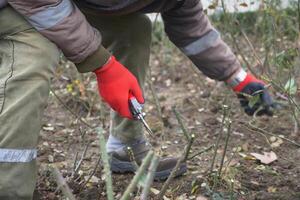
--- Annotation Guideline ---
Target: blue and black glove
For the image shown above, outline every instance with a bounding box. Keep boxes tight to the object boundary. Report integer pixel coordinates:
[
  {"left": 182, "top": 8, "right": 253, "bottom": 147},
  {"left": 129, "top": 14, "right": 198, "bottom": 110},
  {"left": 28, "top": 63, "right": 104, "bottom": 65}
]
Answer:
[{"left": 228, "top": 70, "right": 275, "bottom": 116}]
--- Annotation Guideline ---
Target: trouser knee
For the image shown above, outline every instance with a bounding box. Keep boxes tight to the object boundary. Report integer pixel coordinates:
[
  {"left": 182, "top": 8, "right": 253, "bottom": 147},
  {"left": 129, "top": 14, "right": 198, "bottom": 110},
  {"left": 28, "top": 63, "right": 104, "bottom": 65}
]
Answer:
[{"left": 0, "top": 28, "right": 60, "bottom": 199}]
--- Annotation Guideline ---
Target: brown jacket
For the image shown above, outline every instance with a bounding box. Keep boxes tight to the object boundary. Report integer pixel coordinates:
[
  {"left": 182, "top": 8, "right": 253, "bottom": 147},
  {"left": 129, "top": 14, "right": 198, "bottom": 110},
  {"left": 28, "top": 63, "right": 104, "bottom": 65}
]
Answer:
[{"left": 2, "top": 0, "right": 241, "bottom": 80}]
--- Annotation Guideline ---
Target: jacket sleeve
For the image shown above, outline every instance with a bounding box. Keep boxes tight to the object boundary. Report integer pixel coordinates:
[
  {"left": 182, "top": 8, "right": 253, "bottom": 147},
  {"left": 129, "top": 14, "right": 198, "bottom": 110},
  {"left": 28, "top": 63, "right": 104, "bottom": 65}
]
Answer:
[
  {"left": 8, "top": 0, "right": 110, "bottom": 72},
  {"left": 162, "top": 0, "right": 241, "bottom": 81}
]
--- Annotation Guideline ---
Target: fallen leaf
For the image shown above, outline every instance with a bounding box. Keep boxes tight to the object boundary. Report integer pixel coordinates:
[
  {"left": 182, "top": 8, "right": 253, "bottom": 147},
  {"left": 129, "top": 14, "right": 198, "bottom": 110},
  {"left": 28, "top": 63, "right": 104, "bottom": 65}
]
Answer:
[
  {"left": 196, "top": 195, "right": 208, "bottom": 200},
  {"left": 239, "top": 153, "right": 256, "bottom": 160},
  {"left": 242, "top": 143, "right": 249, "bottom": 151},
  {"left": 84, "top": 175, "right": 100, "bottom": 183},
  {"left": 250, "top": 180, "right": 260, "bottom": 186},
  {"left": 163, "top": 196, "right": 171, "bottom": 200},
  {"left": 239, "top": 2, "right": 248, "bottom": 7},
  {"left": 150, "top": 187, "right": 160, "bottom": 195},
  {"left": 227, "top": 159, "right": 240, "bottom": 167},
  {"left": 176, "top": 194, "right": 188, "bottom": 200},
  {"left": 250, "top": 151, "right": 278, "bottom": 164},
  {"left": 267, "top": 186, "right": 277, "bottom": 193},
  {"left": 208, "top": 4, "right": 217, "bottom": 9},
  {"left": 270, "top": 136, "right": 277, "bottom": 142},
  {"left": 270, "top": 138, "right": 283, "bottom": 148},
  {"left": 43, "top": 125, "right": 54, "bottom": 131},
  {"left": 48, "top": 155, "right": 54, "bottom": 163}
]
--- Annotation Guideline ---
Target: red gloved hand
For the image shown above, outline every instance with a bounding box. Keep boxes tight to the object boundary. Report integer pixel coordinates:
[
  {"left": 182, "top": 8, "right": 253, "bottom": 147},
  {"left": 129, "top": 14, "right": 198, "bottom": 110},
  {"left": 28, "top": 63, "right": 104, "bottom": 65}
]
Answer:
[{"left": 94, "top": 56, "right": 144, "bottom": 119}]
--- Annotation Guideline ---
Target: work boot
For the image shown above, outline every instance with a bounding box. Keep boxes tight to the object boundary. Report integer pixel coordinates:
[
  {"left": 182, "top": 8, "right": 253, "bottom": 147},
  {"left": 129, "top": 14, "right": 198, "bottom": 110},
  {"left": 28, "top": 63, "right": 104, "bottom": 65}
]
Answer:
[{"left": 108, "top": 139, "right": 187, "bottom": 181}]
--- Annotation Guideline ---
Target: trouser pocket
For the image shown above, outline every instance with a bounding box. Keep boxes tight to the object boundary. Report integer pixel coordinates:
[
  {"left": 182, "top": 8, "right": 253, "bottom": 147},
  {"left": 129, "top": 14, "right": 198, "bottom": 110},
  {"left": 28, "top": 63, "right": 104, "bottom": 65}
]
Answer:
[{"left": 0, "top": 40, "right": 14, "bottom": 114}]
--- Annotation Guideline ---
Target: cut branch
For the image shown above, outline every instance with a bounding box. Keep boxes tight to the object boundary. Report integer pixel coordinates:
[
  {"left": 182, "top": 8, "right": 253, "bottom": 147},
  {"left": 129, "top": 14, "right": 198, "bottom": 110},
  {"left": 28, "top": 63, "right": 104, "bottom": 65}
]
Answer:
[
  {"left": 50, "top": 88, "right": 95, "bottom": 129},
  {"left": 158, "top": 136, "right": 194, "bottom": 199},
  {"left": 141, "top": 155, "right": 159, "bottom": 200},
  {"left": 218, "top": 120, "right": 232, "bottom": 177},
  {"left": 51, "top": 166, "right": 76, "bottom": 200},
  {"left": 158, "top": 108, "right": 195, "bottom": 198},
  {"left": 120, "top": 151, "right": 154, "bottom": 200},
  {"left": 97, "top": 127, "right": 114, "bottom": 200},
  {"left": 172, "top": 107, "right": 191, "bottom": 140},
  {"left": 188, "top": 145, "right": 215, "bottom": 160},
  {"left": 210, "top": 105, "right": 229, "bottom": 173}
]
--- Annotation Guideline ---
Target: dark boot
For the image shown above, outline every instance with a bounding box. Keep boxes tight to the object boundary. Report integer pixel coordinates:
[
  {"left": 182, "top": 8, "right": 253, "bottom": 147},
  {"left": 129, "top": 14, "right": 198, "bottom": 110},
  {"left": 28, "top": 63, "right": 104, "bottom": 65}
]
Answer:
[{"left": 109, "top": 140, "right": 187, "bottom": 181}]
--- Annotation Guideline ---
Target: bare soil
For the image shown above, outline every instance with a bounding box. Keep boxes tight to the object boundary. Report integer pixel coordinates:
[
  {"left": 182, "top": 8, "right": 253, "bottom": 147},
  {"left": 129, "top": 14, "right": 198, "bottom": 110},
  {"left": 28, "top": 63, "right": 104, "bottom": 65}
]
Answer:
[{"left": 35, "top": 40, "right": 300, "bottom": 200}]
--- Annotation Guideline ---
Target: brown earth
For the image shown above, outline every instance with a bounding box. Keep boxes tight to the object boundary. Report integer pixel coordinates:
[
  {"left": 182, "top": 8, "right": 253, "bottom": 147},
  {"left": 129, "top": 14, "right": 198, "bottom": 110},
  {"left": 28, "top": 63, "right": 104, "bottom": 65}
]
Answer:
[{"left": 35, "top": 37, "right": 300, "bottom": 200}]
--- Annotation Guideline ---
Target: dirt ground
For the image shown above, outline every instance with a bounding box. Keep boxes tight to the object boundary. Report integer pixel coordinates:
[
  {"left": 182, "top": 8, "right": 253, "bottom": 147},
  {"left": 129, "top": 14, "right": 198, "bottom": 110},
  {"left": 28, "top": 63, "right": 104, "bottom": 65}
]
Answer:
[{"left": 35, "top": 37, "right": 300, "bottom": 200}]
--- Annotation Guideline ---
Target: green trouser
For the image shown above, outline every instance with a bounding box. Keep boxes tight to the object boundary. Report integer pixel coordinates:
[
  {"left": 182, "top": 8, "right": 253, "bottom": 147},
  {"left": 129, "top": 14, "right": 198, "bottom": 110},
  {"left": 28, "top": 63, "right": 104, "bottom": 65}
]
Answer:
[
  {"left": 0, "top": 6, "right": 61, "bottom": 199},
  {"left": 0, "top": 6, "right": 150, "bottom": 199}
]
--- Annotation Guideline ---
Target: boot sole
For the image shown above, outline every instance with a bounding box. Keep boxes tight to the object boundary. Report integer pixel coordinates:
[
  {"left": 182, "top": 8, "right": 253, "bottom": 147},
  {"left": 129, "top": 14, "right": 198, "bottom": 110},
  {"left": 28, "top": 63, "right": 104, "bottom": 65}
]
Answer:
[{"left": 110, "top": 157, "right": 187, "bottom": 181}]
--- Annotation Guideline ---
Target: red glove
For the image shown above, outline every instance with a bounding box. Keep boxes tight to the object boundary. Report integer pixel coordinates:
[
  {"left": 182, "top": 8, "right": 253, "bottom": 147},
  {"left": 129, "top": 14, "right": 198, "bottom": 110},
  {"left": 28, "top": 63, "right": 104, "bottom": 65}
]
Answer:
[
  {"left": 94, "top": 56, "right": 144, "bottom": 119},
  {"left": 232, "top": 72, "right": 265, "bottom": 92}
]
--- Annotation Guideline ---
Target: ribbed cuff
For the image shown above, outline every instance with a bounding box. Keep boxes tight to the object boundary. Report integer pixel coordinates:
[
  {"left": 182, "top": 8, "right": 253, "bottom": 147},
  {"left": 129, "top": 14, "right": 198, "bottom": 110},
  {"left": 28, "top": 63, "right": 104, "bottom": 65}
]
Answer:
[{"left": 75, "top": 45, "right": 111, "bottom": 73}]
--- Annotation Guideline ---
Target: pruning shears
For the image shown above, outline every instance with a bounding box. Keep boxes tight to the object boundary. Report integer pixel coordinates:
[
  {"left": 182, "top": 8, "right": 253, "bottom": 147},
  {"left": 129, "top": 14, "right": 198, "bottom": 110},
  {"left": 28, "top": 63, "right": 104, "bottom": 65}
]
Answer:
[{"left": 129, "top": 94, "right": 154, "bottom": 137}]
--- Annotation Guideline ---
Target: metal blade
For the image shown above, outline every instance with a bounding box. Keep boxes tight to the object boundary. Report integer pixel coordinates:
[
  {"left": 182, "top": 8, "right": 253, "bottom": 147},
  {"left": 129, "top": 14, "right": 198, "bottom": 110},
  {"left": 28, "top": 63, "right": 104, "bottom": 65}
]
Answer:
[{"left": 140, "top": 116, "right": 154, "bottom": 137}]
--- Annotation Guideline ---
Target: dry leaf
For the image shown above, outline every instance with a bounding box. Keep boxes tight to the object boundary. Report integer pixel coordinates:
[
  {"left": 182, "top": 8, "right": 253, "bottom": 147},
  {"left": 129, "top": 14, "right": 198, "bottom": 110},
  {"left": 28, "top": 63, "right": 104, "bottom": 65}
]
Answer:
[
  {"left": 270, "top": 138, "right": 283, "bottom": 148},
  {"left": 176, "top": 194, "right": 188, "bottom": 200},
  {"left": 267, "top": 186, "right": 277, "bottom": 193},
  {"left": 250, "top": 151, "right": 278, "bottom": 164},
  {"left": 48, "top": 155, "right": 54, "bottom": 163},
  {"left": 250, "top": 180, "right": 260, "bottom": 186},
  {"left": 163, "top": 196, "right": 171, "bottom": 200},
  {"left": 150, "top": 187, "right": 160, "bottom": 195},
  {"left": 239, "top": 2, "right": 248, "bottom": 7},
  {"left": 43, "top": 125, "right": 54, "bottom": 131},
  {"left": 208, "top": 4, "right": 217, "bottom": 9},
  {"left": 239, "top": 153, "right": 256, "bottom": 160},
  {"left": 84, "top": 175, "right": 100, "bottom": 183},
  {"left": 196, "top": 195, "right": 208, "bottom": 200}
]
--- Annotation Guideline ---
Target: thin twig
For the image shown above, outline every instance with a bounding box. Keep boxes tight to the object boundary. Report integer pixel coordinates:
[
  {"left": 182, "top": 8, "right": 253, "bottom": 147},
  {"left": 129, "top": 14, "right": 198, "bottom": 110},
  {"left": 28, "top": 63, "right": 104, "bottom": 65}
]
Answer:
[
  {"left": 148, "top": 77, "right": 165, "bottom": 138},
  {"left": 238, "top": 26, "right": 264, "bottom": 71},
  {"left": 210, "top": 105, "right": 229, "bottom": 173},
  {"left": 80, "top": 156, "right": 102, "bottom": 188},
  {"left": 72, "top": 152, "right": 79, "bottom": 174},
  {"left": 72, "top": 142, "right": 90, "bottom": 177},
  {"left": 141, "top": 155, "right": 159, "bottom": 200},
  {"left": 242, "top": 122, "right": 300, "bottom": 147},
  {"left": 120, "top": 151, "right": 154, "bottom": 200},
  {"left": 218, "top": 120, "right": 232, "bottom": 178},
  {"left": 188, "top": 145, "right": 215, "bottom": 160},
  {"left": 183, "top": 134, "right": 195, "bottom": 161},
  {"left": 158, "top": 121, "right": 194, "bottom": 199},
  {"left": 97, "top": 127, "right": 114, "bottom": 200},
  {"left": 158, "top": 157, "right": 183, "bottom": 198},
  {"left": 126, "top": 146, "right": 139, "bottom": 170},
  {"left": 157, "top": 108, "right": 195, "bottom": 198},
  {"left": 51, "top": 166, "right": 76, "bottom": 200},
  {"left": 172, "top": 107, "right": 191, "bottom": 140},
  {"left": 50, "top": 88, "right": 95, "bottom": 129},
  {"left": 158, "top": 137, "right": 193, "bottom": 199},
  {"left": 220, "top": 0, "right": 258, "bottom": 77},
  {"left": 248, "top": 119, "right": 272, "bottom": 147},
  {"left": 298, "top": 0, "right": 300, "bottom": 32}
]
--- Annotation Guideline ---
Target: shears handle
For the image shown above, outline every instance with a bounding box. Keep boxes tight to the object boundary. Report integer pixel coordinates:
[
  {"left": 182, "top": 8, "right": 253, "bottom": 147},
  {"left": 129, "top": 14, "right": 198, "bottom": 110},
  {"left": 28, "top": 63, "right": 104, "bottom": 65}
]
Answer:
[{"left": 128, "top": 93, "right": 144, "bottom": 119}]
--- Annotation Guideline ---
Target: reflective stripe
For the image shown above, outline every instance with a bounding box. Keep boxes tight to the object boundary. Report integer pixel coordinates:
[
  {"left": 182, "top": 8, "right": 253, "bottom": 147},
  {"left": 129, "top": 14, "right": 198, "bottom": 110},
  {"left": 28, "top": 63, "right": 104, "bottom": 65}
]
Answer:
[
  {"left": 182, "top": 29, "right": 220, "bottom": 56},
  {"left": 27, "top": 0, "right": 73, "bottom": 30},
  {"left": 226, "top": 69, "right": 247, "bottom": 87},
  {"left": 0, "top": 148, "right": 37, "bottom": 163}
]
